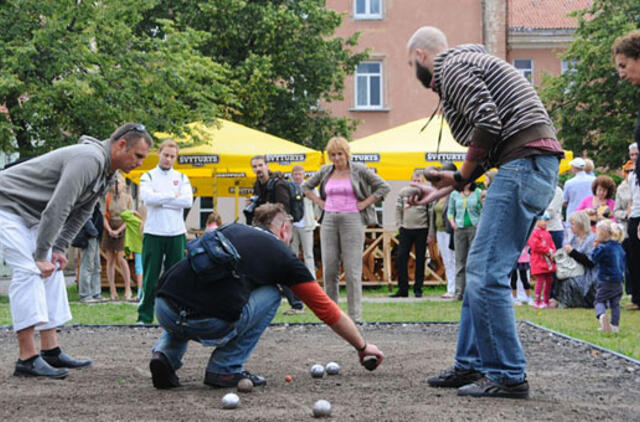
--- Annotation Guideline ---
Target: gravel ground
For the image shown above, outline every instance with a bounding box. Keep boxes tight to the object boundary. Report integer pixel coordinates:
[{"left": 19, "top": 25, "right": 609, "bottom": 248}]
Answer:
[{"left": 0, "top": 322, "right": 638, "bottom": 421}]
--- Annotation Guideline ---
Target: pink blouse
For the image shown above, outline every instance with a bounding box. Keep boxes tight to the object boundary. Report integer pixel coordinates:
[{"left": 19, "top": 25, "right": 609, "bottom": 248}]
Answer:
[
  {"left": 576, "top": 196, "right": 616, "bottom": 221},
  {"left": 324, "top": 178, "right": 359, "bottom": 213}
]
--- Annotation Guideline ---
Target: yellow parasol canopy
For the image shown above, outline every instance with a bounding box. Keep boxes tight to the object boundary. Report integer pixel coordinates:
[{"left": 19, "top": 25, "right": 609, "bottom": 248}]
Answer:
[
  {"left": 126, "top": 119, "right": 324, "bottom": 197},
  {"left": 345, "top": 116, "right": 573, "bottom": 181}
]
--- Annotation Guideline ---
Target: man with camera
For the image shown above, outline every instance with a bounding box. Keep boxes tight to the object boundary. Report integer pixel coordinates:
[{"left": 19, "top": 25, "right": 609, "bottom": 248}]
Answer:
[
  {"left": 148, "top": 203, "right": 385, "bottom": 389},
  {"left": 245, "top": 155, "right": 304, "bottom": 314}
]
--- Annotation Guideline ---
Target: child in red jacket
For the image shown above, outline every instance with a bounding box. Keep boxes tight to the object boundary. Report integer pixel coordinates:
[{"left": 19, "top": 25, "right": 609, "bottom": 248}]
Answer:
[{"left": 527, "top": 214, "right": 556, "bottom": 308}]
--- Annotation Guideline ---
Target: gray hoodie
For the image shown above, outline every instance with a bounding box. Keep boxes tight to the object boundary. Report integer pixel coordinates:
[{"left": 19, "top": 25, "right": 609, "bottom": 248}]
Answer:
[{"left": 0, "top": 136, "right": 113, "bottom": 260}]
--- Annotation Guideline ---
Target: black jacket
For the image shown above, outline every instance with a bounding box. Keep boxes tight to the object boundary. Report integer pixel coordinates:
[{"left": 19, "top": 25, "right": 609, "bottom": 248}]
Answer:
[{"left": 71, "top": 203, "right": 103, "bottom": 249}]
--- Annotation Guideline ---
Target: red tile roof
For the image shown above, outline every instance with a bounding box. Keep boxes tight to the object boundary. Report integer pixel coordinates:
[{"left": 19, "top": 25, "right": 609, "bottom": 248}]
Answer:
[{"left": 509, "top": 0, "right": 592, "bottom": 30}]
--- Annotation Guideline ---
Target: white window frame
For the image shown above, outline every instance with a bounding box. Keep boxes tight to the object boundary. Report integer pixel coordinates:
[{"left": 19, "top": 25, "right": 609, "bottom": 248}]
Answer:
[
  {"left": 354, "top": 0, "right": 383, "bottom": 20},
  {"left": 199, "top": 197, "right": 214, "bottom": 229},
  {"left": 561, "top": 59, "right": 577, "bottom": 75},
  {"left": 513, "top": 59, "right": 533, "bottom": 84},
  {"left": 354, "top": 61, "right": 383, "bottom": 110}
]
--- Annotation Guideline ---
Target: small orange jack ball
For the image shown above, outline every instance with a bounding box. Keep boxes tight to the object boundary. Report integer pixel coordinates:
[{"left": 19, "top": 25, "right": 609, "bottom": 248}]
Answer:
[{"left": 285, "top": 375, "right": 292, "bottom": 383}]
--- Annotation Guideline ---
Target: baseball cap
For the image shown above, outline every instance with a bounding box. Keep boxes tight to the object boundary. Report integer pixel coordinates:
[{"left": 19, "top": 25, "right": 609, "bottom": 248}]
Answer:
[{"left": 569, "top": 157, "right": 586, "bottom": 169}]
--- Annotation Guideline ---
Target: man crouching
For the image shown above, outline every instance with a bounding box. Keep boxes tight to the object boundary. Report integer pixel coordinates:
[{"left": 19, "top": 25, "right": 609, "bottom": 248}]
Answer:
[{"left": 149, "top": 203, "right": 384, "bottom": 389}]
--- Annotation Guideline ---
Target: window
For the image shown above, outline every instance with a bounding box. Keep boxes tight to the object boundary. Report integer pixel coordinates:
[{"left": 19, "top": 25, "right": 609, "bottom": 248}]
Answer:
[
  {"left": 355, "top": 62, "right": 383, "bottom": 109},
  {"left": 514, "top": 59, "right": 533, "bottom": 83},
  {"left": 199, "top": 197, "right": 214, "bottom": 229},
  {"left": 561, "top": 60, "right": 577, "bottom": 75},
  {"left": 354, "top": 0, "right": 382, "bottom": 20}
]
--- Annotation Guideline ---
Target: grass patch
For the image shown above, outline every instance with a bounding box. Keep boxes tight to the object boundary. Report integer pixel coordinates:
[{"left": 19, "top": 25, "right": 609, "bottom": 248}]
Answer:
[{"left": 1, "top": 286, "right": 639, "bottom": 361}]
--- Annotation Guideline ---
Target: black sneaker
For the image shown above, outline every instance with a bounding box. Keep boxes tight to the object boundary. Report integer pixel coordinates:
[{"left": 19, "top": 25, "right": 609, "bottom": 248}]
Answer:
[
  {"left": 426, "top": 366, "right": 483, "bottom": 388},
  {"left": 389, "top": 291, "right": 408, "bottom": 298},
  {"left": 414, "top": 291, "right": 423, "bottom": 298},
  {"left": 204, "top": 370, "right": 266, "bottom": 388},
  {"left": 149, "top": 351, "right": 180, "bottom": 389},
  {"left": 457, "top": 376, "right": 529, "bottom": 399}
]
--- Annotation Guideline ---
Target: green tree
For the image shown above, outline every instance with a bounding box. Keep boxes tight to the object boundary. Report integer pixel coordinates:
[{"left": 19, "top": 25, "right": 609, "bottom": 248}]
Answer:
[
  {"left": 0, "top": 0, "right": 235, "bottom": 156},
  {"left": 143, "top": 0, "right": 367, "bottom": 150},
  {"left": 540, "top": 0, "right": 640, "bottom": 169}
]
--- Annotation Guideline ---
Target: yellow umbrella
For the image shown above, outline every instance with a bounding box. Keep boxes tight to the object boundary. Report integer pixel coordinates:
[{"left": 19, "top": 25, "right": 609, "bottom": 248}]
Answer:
[
  {"left": 126, "top": 119, "right": 324, "bottom": 198},
  {"left": 346, "top": 116, "right": 574, "bottom": 180}
]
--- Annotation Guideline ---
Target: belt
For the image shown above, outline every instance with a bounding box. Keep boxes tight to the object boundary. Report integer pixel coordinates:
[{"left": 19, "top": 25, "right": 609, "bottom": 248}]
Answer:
[{"left": 160, "top": 295, "right": 210, "bottom": 320}]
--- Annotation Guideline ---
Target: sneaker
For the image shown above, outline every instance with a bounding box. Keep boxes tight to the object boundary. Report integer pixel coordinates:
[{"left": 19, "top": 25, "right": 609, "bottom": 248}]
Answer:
[
  {"left": 93, "top": 295, "right": 109, "bottom": 302},
  {"left": 204, "top": 370, "right": 266, "bottom": 388},
  {"left": 414, "top": 290, "right": 423, "bottom": 298},
  {"left": 599, "top": 314, "right": 611, "bottom": 333},
  {"left": 457, "top": 376, "right": 529, "bottom": 399},
  {"left": 441, "top": 292, "right": 455, "bottom": 299},
  {"left": 150, "top": 351, "right": 180, "bottom": 389},
  {"left": 611, "top": 325, "right": 619, "bottom": 333},
  {"left": 426, "top": 366, "right": 483, "bottom": 388},
  {"left": 513, "top": 299, "right": 522, "bottom": 306},
  {"left": 532, "top": 302, "right": 546, "bottom": 309},
  {"left": 79, "top": 297, "right": 98, "bottom": 304},
  {"left": 389, "top": 291, "right": 408, "bottom": 298},
  {"left": 282, "top": 308, "right": 305, "bottom": 316}
]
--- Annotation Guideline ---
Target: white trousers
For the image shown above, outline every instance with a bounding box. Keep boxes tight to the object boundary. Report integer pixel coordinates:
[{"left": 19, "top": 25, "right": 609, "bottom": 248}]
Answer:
[
  {"left": 291, "top": 226, "right": 315, "bottom": 276},
  {"left": 436, "top": 230, "right": 456, "bottom": 295},
  {"left": 0, "top": 209, "right": 71, "bottom": 332}
]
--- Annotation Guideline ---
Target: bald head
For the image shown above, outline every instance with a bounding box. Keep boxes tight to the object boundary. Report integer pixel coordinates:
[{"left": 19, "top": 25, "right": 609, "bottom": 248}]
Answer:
[{"left": 407, "top": 26, "right": 448, "bottom": 54}]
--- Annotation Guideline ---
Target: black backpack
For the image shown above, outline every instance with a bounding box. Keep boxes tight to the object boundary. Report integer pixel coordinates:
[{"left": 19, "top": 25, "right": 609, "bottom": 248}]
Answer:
[{"left": 265, "top": 177, "right": 305, "bottom": 223}]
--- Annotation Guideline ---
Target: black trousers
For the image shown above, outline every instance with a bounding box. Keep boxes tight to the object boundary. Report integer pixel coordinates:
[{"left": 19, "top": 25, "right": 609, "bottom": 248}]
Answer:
[
  {"left": 396, "top": 227, "right": 428, "bottom": 294},
  {"left": 627, "top": 217, "right": 640, "bottom": 305}
]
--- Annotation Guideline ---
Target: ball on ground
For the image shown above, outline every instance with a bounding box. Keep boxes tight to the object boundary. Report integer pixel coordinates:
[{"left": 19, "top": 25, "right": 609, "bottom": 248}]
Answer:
[
  {"left": 310, "top": 364, "right": 325, "bottom": 378},
  {"left": 363, "top": 355, "right": 379, "bottom": 371},
  {"left": 312, "top": 399, "right": 332, "bottom": 418},
  {"left": 222, "top": 393, "right": 240, "bottom": 409},
  {"left": 285, "top": 375, "right": 292, "bottom": 382},
  {"left": 237, "top": 378, "right": 253, "bottom": 393},
  {"left": 325, "top": 362, "right": 340, "bottom": 375}
]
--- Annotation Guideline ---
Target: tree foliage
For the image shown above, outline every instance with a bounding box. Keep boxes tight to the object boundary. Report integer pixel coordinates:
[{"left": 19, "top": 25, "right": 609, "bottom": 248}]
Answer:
[
  {"left": 0, "top": 0, "right": 235, "bottom": 156},
  {"left": 540, "top": 0, "right": 640, "bottom": 169},
  {"left": 142, "top": 0, "right": 368, "bottom": 150}
]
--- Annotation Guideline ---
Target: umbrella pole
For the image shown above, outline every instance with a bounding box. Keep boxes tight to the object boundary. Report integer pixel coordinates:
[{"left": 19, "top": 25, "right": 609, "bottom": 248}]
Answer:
[{"left": 234, "top": 180, "right": 240, "bottom": 221}]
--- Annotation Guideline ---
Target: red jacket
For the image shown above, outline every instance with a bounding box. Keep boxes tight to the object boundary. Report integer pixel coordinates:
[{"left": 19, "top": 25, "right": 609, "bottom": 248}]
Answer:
[{"left": 527, "top": 226, "right": 556, "bottom": 275}]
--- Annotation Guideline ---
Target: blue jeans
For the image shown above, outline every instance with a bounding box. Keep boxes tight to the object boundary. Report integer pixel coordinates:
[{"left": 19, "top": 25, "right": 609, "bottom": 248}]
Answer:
[
  {"left": 454, "top": 155, "right": 558, "bottom": 384},
  {"left": 152, "top": 285, "right": 281, "bottom": 375}
]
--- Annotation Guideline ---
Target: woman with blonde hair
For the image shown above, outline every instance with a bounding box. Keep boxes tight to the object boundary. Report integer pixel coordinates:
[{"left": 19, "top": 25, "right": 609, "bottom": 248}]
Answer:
[
  {"left": 102, "top": 172, "right": 135, "bottom": 301},
  {"left": 302, "top": 137, "right": 390, "bottom": 321},
  {"left": 555, "top": 210, "right": 597, "bottom": 308}
]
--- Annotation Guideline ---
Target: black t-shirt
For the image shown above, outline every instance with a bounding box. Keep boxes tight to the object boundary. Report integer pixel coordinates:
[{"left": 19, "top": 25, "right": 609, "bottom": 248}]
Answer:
[{"left": 157, "top": 223, "right": 314, "bottom": 322}]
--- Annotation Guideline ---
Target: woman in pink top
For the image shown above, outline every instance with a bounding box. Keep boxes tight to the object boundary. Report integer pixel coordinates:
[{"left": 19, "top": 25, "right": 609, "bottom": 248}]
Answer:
[
  {"left": 302, "top": 137, "right": 390, "bottom": 322},
  {"left": 576, "top": 175, "right": 616, "bottom": 224}
]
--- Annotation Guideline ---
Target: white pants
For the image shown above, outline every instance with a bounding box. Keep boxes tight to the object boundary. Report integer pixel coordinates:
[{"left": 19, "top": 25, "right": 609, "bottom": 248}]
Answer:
[
  {"left": 436, "top": 230, "right": 456, "bottom": 295},
  {"left": 0, "top": 209, "right": 71, "bottom": 332},
  {"left": 291, "top": 226, "right": 315, "bottom": 276}
]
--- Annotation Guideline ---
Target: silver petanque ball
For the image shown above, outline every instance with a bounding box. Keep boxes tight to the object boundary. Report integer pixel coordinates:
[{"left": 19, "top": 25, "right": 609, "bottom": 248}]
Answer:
[
  {"left": 310, "top": 364, "right": 325, "bottom": 378},
  {"left": 222, "top": 393, "right": 240, "bottom": 409},
  {"left": 312, "top": 399, "right": 332, "bottom": 418},
  {"left": 325, "top": 362, "right": 340, "bottom": 375}
]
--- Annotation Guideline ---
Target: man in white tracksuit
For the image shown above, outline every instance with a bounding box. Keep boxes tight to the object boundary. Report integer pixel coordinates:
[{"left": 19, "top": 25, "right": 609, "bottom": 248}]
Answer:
[
  {"left": 0, "top": 123, "right": 152, "bottom": 378},
  {"left": 136, "top": 139, "right": 192, "bottom": 324}
]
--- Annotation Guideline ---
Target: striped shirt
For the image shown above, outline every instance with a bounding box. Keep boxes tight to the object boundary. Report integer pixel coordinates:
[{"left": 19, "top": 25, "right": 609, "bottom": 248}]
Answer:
[{"left": 433, "top": 44, "right": 556, "bottom": 167}]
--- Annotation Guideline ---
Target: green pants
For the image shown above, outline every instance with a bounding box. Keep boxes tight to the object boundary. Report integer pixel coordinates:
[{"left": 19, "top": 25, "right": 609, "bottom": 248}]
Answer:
[{"left": 137, "top": 233, "right": 185, "bottom": 323}]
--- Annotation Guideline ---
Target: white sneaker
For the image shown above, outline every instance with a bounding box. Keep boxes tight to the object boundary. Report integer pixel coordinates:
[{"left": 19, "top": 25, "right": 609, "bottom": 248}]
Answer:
[
  {"left": 599, "top": 314, "right": 611, "bottom": 333},
  {"left": 513, "top": 300, "right": 522, "bottom": 306},
  {"left": 611, "top": 325, "right": 619, "bottom": 333}
]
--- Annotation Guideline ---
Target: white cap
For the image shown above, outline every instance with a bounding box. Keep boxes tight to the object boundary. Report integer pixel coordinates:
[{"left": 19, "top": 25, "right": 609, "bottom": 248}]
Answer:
[{"left": 569, "top": 157, "right": 586, "bottom": 169}]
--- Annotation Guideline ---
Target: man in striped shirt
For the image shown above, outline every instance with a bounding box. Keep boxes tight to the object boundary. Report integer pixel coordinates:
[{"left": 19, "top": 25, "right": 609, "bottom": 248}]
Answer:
[{"left": 407, "top": 26, "right": 564, "bottom": 399}]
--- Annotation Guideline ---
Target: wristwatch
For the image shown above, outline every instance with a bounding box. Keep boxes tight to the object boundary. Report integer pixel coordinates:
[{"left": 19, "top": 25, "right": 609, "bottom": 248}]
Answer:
[{"left": 453, "top": 170, "right": 465, "bottom": 183}]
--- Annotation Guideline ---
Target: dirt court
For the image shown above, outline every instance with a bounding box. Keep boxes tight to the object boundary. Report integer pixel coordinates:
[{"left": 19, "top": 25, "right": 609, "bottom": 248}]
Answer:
[{"left": 0, "top": 322, "right": 638, "bottom": 421}]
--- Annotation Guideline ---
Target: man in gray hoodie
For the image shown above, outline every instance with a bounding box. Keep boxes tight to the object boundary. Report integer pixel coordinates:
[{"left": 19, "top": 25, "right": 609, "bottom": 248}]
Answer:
[{"left": 0, "top": 123, "right": 152, "bottom": 378}]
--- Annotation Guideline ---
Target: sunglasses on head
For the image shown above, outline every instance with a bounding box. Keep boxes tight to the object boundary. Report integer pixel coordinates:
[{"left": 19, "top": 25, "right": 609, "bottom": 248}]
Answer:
[{"left": 118, "top": 123, "right": 147, "bottom": 139}]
